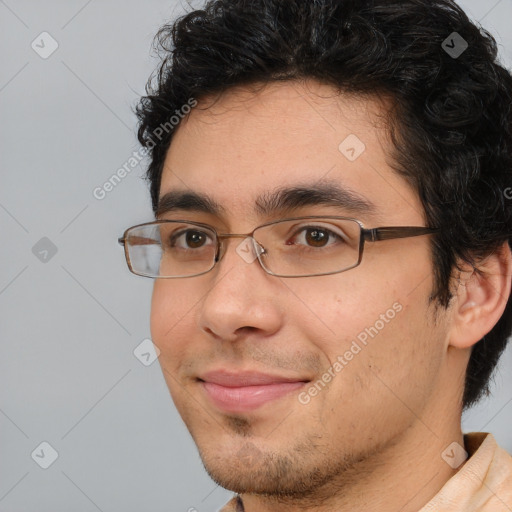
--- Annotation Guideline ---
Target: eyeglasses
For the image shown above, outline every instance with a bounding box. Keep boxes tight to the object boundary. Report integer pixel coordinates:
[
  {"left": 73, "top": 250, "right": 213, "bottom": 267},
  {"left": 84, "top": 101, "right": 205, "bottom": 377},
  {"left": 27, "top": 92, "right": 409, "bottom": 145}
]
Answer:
[{"left": 118, "top": 216, "right": 439, "bottom": 279}]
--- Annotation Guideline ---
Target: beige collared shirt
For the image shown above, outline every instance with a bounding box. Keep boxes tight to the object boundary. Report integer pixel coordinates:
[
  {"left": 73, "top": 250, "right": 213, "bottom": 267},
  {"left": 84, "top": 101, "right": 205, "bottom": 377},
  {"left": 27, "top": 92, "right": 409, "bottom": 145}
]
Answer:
[{"left": 220, "top": 432, "right": 512, "bottom": 511}]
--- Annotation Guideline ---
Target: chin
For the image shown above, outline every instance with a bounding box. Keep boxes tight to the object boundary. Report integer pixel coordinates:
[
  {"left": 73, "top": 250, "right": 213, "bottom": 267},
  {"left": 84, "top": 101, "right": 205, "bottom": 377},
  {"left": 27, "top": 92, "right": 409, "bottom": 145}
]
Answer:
[{"left": 195, "top": 436, "right": 355, "bottom": 499}]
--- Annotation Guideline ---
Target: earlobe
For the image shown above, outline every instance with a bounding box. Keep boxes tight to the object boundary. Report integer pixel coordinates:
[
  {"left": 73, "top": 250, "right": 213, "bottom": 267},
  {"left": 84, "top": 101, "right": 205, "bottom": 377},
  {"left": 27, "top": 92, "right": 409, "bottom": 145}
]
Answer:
[{"left": 449, "top": 242, "right": 512, "bottom": 349}]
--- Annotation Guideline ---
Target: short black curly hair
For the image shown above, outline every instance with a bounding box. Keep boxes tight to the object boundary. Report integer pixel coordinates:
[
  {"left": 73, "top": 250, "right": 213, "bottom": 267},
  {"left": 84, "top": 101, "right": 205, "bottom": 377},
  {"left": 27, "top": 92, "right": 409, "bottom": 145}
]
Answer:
[{"left": 135, "top": 0, "right": 512, "bottom": 409}]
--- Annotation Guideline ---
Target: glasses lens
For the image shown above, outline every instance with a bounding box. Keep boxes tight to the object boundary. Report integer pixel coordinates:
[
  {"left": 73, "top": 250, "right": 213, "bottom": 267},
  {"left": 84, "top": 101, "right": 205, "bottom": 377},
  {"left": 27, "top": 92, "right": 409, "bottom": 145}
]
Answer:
[
  {"left": 254, "top": 218, "right": 362, "bottom": 276},
  {"left": 125, "top": 222, "right": 217, "bottom": 278}
]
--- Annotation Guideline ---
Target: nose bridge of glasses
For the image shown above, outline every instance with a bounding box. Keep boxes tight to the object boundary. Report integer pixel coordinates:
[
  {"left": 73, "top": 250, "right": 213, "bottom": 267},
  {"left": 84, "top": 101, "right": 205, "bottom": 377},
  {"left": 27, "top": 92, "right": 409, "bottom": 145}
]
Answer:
[{"left": 215, "top": 233, "right": 264, "bottom": 262}]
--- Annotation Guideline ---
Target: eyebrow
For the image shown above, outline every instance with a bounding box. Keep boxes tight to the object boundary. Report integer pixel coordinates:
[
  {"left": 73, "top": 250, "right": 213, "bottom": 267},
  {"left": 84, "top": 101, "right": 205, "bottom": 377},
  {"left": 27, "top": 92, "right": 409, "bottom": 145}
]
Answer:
[{"left": 155, "top": 180, "right": 377, "bottom": 219}]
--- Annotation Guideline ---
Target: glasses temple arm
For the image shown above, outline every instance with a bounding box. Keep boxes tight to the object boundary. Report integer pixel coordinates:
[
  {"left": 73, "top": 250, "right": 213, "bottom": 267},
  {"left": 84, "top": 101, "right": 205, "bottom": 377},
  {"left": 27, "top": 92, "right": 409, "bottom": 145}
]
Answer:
[
  {"left": 363, "top": 227, "right": 440, "bottom": 242},
  {"left": 118, "top": 235, "right": 158, "bottom": 246}
]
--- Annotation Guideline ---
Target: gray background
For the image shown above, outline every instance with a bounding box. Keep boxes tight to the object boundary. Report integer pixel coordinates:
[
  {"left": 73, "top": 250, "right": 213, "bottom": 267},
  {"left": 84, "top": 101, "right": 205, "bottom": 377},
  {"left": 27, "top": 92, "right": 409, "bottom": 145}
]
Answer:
[{"left": 0, "top": 1, "right": 511, "bottom": 511}]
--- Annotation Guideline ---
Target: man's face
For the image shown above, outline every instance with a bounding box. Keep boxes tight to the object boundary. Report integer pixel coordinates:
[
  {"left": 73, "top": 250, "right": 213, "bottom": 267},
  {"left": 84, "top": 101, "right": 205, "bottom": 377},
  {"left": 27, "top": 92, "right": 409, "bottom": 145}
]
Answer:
[{"left": 150, "top": 81, "right": 451, "bottom": 496}]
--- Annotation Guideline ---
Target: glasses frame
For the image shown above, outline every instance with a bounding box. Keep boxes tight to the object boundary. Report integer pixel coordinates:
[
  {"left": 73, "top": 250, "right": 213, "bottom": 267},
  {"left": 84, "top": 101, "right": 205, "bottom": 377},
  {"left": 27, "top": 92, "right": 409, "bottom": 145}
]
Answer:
[{"left": 118, "top": 216, "right": 439, "bottom": 279}]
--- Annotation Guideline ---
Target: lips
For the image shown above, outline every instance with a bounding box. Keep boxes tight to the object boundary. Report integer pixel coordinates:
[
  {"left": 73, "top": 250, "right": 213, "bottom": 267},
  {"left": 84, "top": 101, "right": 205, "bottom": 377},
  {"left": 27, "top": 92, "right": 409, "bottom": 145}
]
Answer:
[{"left": 198, "top": 370, "right": 309, "bottom": 413}]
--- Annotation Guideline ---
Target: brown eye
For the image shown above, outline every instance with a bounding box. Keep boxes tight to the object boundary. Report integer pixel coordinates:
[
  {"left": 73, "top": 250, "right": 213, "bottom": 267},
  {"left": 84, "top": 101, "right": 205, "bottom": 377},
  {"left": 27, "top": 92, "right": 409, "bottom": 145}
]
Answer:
[
  {"left": 170, "top": 229, "right": 213, "bottom": 249},
  {"left": 185, "top": 230, "right": 207, "bottom": 248},
  {"left": 287, "top": 225, "right": 345, "bottom": 249},
  {"left": 304, "top": 228, "right": 330, "bottom": 247}
]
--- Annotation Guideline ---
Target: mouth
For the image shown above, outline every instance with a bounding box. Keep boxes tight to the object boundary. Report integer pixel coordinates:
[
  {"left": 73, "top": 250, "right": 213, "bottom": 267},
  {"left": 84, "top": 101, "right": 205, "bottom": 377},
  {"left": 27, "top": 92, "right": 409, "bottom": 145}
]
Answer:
[{"left": 197, "top": 370, "right": 310, "bottom": 413}]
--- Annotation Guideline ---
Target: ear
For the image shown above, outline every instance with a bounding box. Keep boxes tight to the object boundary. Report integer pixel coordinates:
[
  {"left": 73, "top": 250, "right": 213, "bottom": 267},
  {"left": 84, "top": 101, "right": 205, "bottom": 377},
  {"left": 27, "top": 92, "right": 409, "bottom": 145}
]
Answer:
[{"left": 449, "top": 242, "right": 512, "bottom": 349}]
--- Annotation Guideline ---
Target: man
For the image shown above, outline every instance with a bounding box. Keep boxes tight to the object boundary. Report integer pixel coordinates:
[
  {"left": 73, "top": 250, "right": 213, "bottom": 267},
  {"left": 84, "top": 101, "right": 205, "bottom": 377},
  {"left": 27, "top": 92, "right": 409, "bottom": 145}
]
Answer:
[{"left": 118, "top": 0, "right": 512, "bottom": 509}]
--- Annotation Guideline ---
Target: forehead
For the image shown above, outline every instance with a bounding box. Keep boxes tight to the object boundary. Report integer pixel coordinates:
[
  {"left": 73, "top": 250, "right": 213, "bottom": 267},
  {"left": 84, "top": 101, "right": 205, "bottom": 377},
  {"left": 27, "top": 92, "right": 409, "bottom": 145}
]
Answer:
[{"left": 159, "top": 80, "right": 423, "bottom": 226}]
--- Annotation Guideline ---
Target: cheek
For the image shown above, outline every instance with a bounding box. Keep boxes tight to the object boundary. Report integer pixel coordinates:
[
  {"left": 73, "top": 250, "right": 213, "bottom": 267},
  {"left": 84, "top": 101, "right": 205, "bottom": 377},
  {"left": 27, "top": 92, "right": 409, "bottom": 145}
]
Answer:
[
  {"left": 286, "top": 267, "right": 439, "bottom": 392},
  {"left": 150, "top": 281, "right": 199, "bottom": 369},
  {"left": 282, "top": 272, "right": 404, "bottom": 353},
  {"left": 150, "top": 282, "right": 206, "bottom": 415}
]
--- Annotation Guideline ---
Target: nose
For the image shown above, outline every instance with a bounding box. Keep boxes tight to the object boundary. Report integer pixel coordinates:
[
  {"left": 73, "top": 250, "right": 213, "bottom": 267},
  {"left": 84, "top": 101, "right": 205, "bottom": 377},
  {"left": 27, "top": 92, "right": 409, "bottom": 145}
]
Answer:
[{"left": 197, "top": 236, "right": 283, "bottom": 342}]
